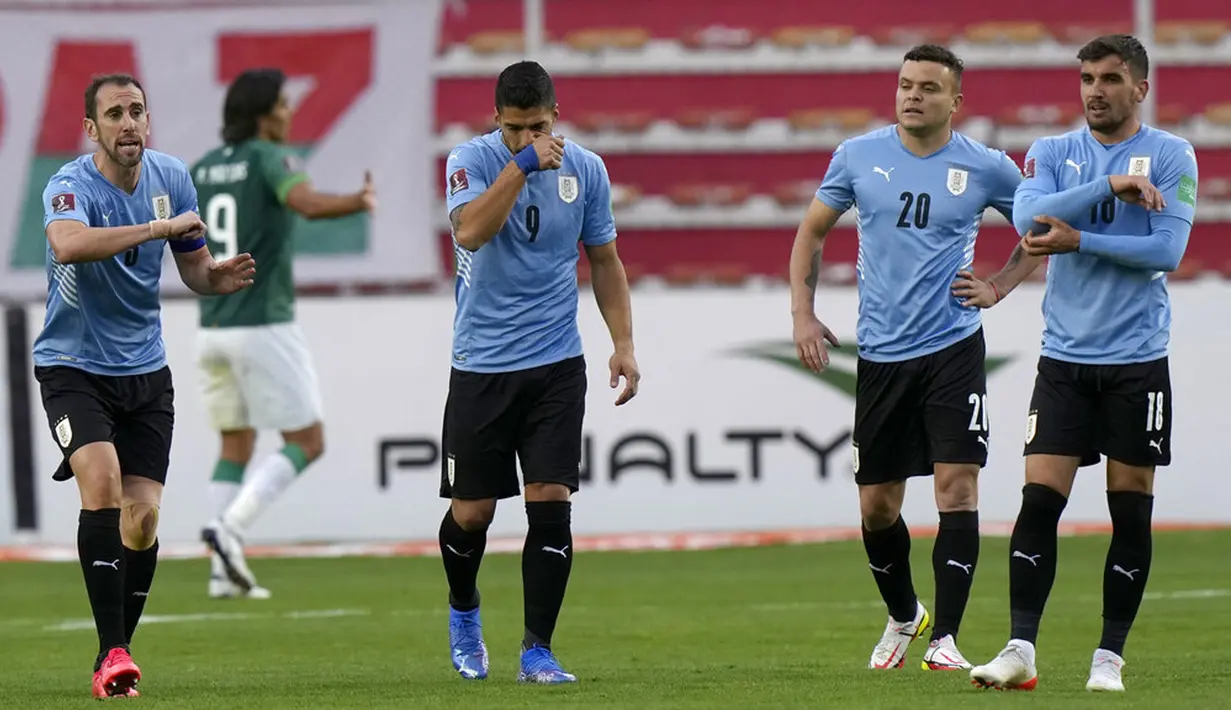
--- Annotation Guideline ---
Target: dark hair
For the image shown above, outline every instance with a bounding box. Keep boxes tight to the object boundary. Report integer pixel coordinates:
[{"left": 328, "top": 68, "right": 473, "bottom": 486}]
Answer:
[
  {"left": 902, "top": 44, "right": 964, "bottom": 89},
  {"left": 222, "top": 68, "right": 286, "bottom": 144},
  {"left": 495, "top": 60, "right": 556, "bottom": 111},
  {"left": 84, "top": 73, "right": 145, "bottom": 121},
  {"left": 1077, "top": 34, "right": 1149, "bottom": 80}
]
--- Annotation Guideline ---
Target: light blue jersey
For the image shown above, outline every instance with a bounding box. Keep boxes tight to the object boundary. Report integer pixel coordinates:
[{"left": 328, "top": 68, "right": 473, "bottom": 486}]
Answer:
[
  {"left": 816, "top": 126, "right": 1022, "bottom": 362},
  {"left": 1014, "top": 125, "right": 1196, "bottom": 365},
  {"left": 444, "top": 130, "right": 616, "bottom": 373},
  {"left": 34, "top": 151, "right": 205, "bottom": 376}
]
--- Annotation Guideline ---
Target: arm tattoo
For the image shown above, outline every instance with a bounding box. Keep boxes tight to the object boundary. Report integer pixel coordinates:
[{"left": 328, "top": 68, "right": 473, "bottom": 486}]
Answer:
[
  {"left": 1004, "top": 243, "right": 1025, "bottom": 270},
  {"left": 804, "top": 250, "right": 821, "bottom": 290},
  {"left": 449, "top": 205, "right": 465, "bottom": 232}
]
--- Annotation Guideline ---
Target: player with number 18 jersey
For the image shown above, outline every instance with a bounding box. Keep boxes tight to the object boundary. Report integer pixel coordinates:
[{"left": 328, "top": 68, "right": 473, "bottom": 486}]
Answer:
[{"left": 191, "top": 68, "right": 375, "bottom": 601}]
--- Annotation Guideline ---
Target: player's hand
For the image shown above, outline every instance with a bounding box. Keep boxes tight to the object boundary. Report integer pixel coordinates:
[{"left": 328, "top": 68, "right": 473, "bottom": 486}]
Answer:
[
  {"left": 951, "top": 270, "right": 1001, "bottom": 309},
  {"left": 208, "top": 253, "right": 256, "bottom": 295},
  {"left": 793, "top": 313, "right": 840, "bottom": 373},
  {"left": 1109, "top": 175, "right": 1165, "bottom": 211},
  {"left": 609, "top": 349, "right": 640, "bottom": 406},
  {"left": 1023, "top": 218, "right": 1081, "bottom": 256},
  {"left": 532, "top": 133, "right": 565, "bottom": 171},
  {"left": 359, "top": 170, "right": 377, "bottom": 212},
  {"left": 163, "top": 211, "right": 207, "bottom": 240}
]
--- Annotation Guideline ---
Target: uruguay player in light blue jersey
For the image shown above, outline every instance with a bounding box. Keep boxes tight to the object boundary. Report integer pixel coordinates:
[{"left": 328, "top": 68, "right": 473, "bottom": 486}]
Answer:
[
  {"left": 32, "top": 73, "right": 255, "bottom": 699},
  {"left": 966, "top": 35, "right": 1196, "bottom": 694},
  {"left": 435, "top": 61, "right": 639, "bottom": 684},
  {"left": 789, "top": 45, "right": 1022, "bottom": 673}
]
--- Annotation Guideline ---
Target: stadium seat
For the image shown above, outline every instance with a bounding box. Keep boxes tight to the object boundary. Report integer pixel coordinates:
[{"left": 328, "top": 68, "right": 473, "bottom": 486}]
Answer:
[
  {"left": 997, "top": 104, "right": 1082, "bottom": 127},
  {"left": 571, "top": 111, "right": 655, "bottom": 134},
  {"left": 1205, "top": 103, "right": 1231, "bottom": 127},
  {"left": 680, "top": 24, "right": 758, "bottom": 50},
  {"left": 667, "top": 183, "right": 753, "bottom": 208},
  {"left": 772, "top": 180, "right": 818, "bottom": 208},
  {"left": 868, "top": 24, "right": 957, "bottom": 47},
  {"left": 1203, "top": 177, "right": 1231, "bottom": 200},
  {"left": 662, "top": 262, "right": 751, "bottom": 287},
  {"left": 674, "top": 107, "right": 756, "bottom": 131},
  {"left": 787, "top": 108, "right": 878, "bottom": 132},
  {"left": 769, "top": 25, "right": 857, "bottom": 49},
  {"left": 563, "top": 27, "right": 652, "bottom": 53},
  {"left": 1049, "top": 22, "right": 1133, "bottom": 45},
  {"left": 1155, "top": 21, "right": 1228, "bottom": 46},
  {"left": 465, "top": 30, "right": 526, "bottom": 55},
  {"left": 1156, "top": 103, "right": 1189, "bottom": 128},
  {"left": 962, "top": 21, "right": 1051, "bottom": 45},
  {"left": 611, "top": 184, "right": 644, "bottom": 209}
]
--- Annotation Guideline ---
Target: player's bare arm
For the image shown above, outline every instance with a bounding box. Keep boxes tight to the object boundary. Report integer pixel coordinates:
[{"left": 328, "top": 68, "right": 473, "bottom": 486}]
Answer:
[
  {"left": 285, "top": 170, "right": 376, "bottom": 219},
  {"left": 452, "top": 133, "right": 563, "bottom": 252},
  {"left": 585, "top": 240, "right": 639, "bottom": 406},
  {"left": 789, "top": 197, "right": 843, "bottom": 373},
  {"left": 172, "top": 244, "right": 255, "bottom": 295},
  {"left": 952, "top": 241, "right": 1045, "bottom": 308},
  {"left": 46, "top": 211, "right": 205, "bottom": 264}
]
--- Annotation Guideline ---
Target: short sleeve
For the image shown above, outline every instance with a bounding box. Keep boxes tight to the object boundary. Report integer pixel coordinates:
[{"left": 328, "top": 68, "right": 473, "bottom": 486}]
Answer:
[
  {"left": 815, "top": 143, "right": 855, "bottom": 213},
  {"left": 445, "top": 143, "right": 491, "bottom": 215},
  {"left": 43, "top": 174, "right": 92, "bottom": 229},
  {"left": 260, "top": 144, "right": 310, "bottom": 204},
  {"left": 580, "top": 154, "right": 617, "bottom": 246},
  {"left": 987, "top": 151, "right": 1023, "bottom": 222},
  {"left": 172, "top": 161, "right": 200, "bottom": 216}
]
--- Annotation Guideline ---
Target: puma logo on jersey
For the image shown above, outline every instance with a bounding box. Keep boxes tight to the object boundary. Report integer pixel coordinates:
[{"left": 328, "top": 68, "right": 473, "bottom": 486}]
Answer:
[
  {"left": 1065, "top": 159, "right": 1086, "bottom": 175},
  {"left": 1012, "top": 550, "right": 1041, "bottom": 566},
  {"left": 873, "top": 166, "right": 894, "bottom": 182}
]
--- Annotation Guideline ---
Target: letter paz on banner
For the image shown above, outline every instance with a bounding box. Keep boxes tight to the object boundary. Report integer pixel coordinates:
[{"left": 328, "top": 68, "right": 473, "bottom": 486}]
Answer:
[{"left": 377, "top": 429, "right": 854, "bottom": 490}]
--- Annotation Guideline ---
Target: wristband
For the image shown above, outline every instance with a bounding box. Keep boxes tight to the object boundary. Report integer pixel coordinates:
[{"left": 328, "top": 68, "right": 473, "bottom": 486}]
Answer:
[
  {"left": 513, "top": 145, "right": 539, "bottom": 176},
  {"left": 990, "top": 281, "right": 1002, "bottom": 303}
]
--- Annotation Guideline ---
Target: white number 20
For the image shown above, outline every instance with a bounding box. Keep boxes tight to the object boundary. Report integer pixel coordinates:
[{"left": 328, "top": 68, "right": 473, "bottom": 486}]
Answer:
[
  {"left": 968, "top": 393, "right": 989, "bottom": 432},
  {"left": 205, "top": 193, "right": 238, "bottom": 261}
]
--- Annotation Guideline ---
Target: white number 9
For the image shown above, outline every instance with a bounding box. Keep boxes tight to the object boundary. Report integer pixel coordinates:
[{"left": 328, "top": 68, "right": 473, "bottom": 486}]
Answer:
[{"left": 205, "top": 193, "right": 238, "bottom": 261}]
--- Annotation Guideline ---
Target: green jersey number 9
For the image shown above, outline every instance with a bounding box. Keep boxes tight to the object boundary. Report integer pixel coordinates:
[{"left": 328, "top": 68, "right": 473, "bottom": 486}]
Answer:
[{"left": 205, "top": 193, "right": 238, "bottom": 261}]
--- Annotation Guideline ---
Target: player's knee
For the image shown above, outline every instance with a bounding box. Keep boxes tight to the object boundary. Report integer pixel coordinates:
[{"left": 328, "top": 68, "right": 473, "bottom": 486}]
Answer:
[
  {"left": 121, "top": 502, "right": 160, "bottom": 550},
  {"left": 1107, "top": 490, "right": 1153, "bottom": 539},
  {"left": 451, "top": 500, "right": 496, "bottom": 532},
  {"left": 858, "top": 482, "right": 904, "bottom": 530},
  {"left": 1020, "top": 482, "right": 1068, "bottom": 522},
  {"left": 70, "top": 446, "right": 124, "bottom": 509},
  {"left": 284, "top": 423, "right": 324, "bottom": 464},
  {"left": 220, "top": 429, "right": 257, "bottom": 465},
  {"left": 524, "top": 482, "right": 570, "bottom": 502},
  {"left": 934, "top": 466, "right": 979, "bottom": 512}
]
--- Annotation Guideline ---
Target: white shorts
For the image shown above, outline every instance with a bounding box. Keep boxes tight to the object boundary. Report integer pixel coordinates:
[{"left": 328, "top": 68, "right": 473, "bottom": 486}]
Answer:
[{"left": 196, "top": 323, "right": 324, "bottom": 432}]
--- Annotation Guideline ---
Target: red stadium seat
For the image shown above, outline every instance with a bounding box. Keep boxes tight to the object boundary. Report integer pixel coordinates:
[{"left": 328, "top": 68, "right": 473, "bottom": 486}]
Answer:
[
  {"left": 768, "top": 25, "right": 857, "bottom": 49},
  {"left": 869, "top": 24, "right": 957, "bottom": 47},
  {"left": 1156, "top": 103, "right": 1189, "bottom": 128},
  {"left": 771, "top": 180, "right": 817, "bottom": 208},
  {"left": 963, "top": 21, "right": 1051, "bottom": 45},
  {"left": 611, "top": 184, "right": 643, "bottom": 209},
  {"left": 680, "top": 24, "right": 758, "bottom": 50},
  {"left": 1049, "top": 22, "right": 1133, "bottom": 45},
  {"left": 674, "top": 107, "right": 756, "bottom": 131},
  {"left": 563, "top": 27, "right": 651, "bottom": 53},
  {"left": 465, "top": 30, "right": 526, "bottom": 55},
  {"left": 1205, "top": 103, "right": 1231, "bottom": 127},
  {"left": 997, "top": 104, "right": 1082, "bottom": 127},
  {"left": 1156, "top": 21, "right": 1228, "bottom": 45},
  {"left": 787, "top": 108, "right": 879, "bottom": 132}
]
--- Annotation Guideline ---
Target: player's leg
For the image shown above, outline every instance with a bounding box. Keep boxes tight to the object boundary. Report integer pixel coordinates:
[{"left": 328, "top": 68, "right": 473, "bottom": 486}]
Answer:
[
  {"left": 1085, "top": 358, "right": 1170, "bottom": 692},
  {"left": 853, "top": 357, "right": 931, "bottom": 670},
  {"left": 920, "top": 331, "right": 989, "bottom": 670},
  {"left": 34, "top": 366, "right": 141, "bottom": 698},
  {"left": 972, "top": 357, "right": 1093, "bottom": 691},
  {"left": 438, "top": 367, "right": 520, "bottom": 680},
  {"left": 207, "top": 324, "right": 324, "bottom": 594},
  {"left": 196, "top": 327, "right": 256, "bottom": 597},
  {"left": 515, "top": 356, "right": 586, "bottom": 684}
]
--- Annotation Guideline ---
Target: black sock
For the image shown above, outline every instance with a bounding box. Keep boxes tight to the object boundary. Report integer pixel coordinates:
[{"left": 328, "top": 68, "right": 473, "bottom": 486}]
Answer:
[
  {"left": 439, "top": 508, "right": 487, "bottom": 610},
  {"left": 123, "top": 540, "right": 159, "bottom": 644},
  {"left": 1009, "top": 483, "right": 1068, "bottom": 644},
  {"left": 931, "top": 510, "right": 980, "bottom": 641},
  {"left": 1100, "top": 491, "right": 1153, "bottom": 656},
  {"left": 861, "top": 516, "right": 917, "bottom": 623},
  {"left": 522, "top": 501, "right": 573, "bottom": 649},
  {"left": 78, "top": 509, "right": 127, "bottom": 661}
]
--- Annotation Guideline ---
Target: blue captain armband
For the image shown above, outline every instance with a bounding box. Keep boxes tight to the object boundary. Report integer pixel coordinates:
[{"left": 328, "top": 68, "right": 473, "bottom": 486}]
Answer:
[{"left": 169, "top": 236, "right": 207, "bottom": 253}]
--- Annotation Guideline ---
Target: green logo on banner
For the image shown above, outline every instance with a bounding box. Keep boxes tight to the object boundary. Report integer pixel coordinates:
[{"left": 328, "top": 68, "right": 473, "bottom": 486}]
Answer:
[{"left": 1178, "top": 174, "right": 1198, "bottom": 207}]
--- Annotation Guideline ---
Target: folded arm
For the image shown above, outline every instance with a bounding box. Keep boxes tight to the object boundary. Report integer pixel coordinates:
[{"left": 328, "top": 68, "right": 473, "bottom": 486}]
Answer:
[
  {"left": 1079, "top": 213, "right": 1191, "bottom": 272},
  {"left": 46, "top": 220, "right": 154, "bottom": 264}
]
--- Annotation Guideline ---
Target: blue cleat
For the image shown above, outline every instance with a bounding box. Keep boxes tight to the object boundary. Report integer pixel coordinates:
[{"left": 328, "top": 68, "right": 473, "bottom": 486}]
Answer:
[
  {"left": 448, "top": 606, "right": 489, "bottom": 680},
  {"left": 517, "top": 644, "right": 577, "bottom": 684}
]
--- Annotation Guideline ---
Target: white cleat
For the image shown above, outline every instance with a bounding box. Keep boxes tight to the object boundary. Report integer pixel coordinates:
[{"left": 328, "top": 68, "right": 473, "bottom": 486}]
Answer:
[
  {"left": 209, "top": 575, "right": 272, "bottom": 600},
  {"left": 1086, "top": 649, "right": 1126, "bottom": 692},
  {"left": 970, "top": 640, "right": 1039, "bottom": 691},
  {"left": 202, "top": 522, "right": 262, "bottom": 594},
  {"left": 922, "top": 634, "right": 972, "bottom": 670},
  {"left": 869, "top": 601, "right": 931, "bottom": 669}
]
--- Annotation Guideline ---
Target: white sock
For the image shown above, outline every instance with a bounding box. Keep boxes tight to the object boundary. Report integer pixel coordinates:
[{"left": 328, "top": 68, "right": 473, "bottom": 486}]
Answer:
[
  {"left": 211, "top": 481, "right": 242, "bottom": 520},
  {"left": 222, "top": 452, "right": 298, "bottom": 533}
]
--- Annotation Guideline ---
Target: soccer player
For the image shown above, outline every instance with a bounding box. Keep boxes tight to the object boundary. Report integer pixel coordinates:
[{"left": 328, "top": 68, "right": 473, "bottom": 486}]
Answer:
[
  {"left": 789, "top": 45, "right": 1023, "bottom": 671},
  {"left": 966, "top": 34, "right": 1195, "bottom": 693},
  {"left": 193, "top": 68, "right": 376, "bottom": 599},
  {"left": 34, "top": 73, "right": 255, "bottom": 698},
  {"left": 437, "top": 60, "right": 639, "bottom": 684}
]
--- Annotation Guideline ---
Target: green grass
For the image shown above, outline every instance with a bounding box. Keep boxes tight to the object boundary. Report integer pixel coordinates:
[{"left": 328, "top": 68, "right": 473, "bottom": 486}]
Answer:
[{"left": 1, "top": 530, "right": 1229, "bottom": 708}]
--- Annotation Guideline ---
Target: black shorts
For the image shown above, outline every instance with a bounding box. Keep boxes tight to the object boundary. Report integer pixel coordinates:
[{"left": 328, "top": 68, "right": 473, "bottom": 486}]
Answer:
[
  {"left": 1023, "top": 356, "right": 1172, "bottom": 468},
  {"left": 853, "top": 329, "right": 989, "bottom": 485},
  {"left": 34, "top": 365, "right": 175, "bottom": 484},
  {"left": 440, "top": 355, "right": 587, "bottom": 500}
]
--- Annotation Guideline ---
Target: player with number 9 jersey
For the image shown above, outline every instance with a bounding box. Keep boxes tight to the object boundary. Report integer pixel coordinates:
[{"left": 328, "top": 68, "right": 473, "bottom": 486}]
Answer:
[{"left": 190, "top": 68, "right": 375, "bottom": 601}]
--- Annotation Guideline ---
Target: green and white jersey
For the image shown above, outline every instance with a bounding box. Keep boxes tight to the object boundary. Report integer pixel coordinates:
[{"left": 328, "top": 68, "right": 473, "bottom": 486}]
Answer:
[{"left": 192, "top": 139, "right": 308, "bottom": 328}]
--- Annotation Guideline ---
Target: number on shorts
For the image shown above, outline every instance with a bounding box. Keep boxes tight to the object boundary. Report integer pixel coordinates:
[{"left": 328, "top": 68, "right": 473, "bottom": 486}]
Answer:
[
  {"left": 1146, "top": 391, "right": 1165, "bottom": 432},
  {"left": 205, "top": 193, "right": 239, "bottom": 261},
  {"left": 968, "top": 393, "right": 989, "bottom": 432}
]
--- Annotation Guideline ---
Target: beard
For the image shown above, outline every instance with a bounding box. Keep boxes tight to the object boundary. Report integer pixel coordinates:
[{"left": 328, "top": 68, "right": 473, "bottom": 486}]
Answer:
[{"left": 105, "top": 138, "right": 144, "bottom": 169}]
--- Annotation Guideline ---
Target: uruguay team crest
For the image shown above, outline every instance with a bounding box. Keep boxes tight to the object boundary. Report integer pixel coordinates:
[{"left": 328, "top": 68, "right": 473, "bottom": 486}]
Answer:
[
  {"left": 1025, "top": 411, "right": 1038, "bottom": 445},
  {"left": 1128, "top": 156, "right": 1151, "bottom": 178},
  {"left": 55, "top": 415, "right": 73, "bottom": 449},
  {"left": 558, "top": 174, "right": 579, "bottom": 204},
  {"left": 946, "top": 168, "right": 969, "bottom": 196},
  {"left": 151, "top": 194, "right": 171, "bottom": 220}
]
